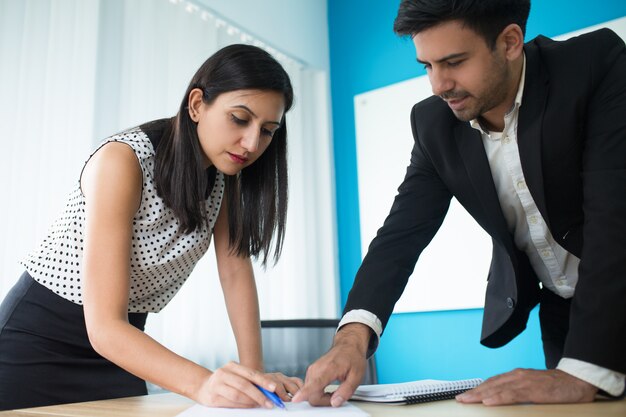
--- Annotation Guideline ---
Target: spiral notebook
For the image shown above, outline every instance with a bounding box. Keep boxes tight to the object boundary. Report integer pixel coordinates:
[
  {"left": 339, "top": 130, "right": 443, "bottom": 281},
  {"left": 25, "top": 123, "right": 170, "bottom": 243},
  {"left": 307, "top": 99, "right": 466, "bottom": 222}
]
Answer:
[{"left": 351, "top": 378, "right": 483, "bottom": 405}]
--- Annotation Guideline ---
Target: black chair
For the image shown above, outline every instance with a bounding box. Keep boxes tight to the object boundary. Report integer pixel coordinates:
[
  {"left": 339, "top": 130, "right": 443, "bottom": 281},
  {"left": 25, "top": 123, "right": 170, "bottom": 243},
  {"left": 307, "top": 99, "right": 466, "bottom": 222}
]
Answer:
[{"left": 260, "top": 319, "right": 378, "bottom": 385}]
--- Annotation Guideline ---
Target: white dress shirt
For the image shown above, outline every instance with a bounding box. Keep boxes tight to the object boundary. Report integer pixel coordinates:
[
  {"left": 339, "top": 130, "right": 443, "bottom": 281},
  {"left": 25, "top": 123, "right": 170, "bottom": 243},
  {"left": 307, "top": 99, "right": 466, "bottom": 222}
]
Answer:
[{"left": 340, "top": 56, "right": 625, "bottom": 397}]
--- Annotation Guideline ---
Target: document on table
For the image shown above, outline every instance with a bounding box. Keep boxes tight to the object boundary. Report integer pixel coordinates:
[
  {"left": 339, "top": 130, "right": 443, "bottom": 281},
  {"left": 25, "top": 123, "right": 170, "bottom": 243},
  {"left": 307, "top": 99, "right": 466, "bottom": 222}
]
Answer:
[{"left": 176, "top": 401, "right": 369, "bottom": 416}]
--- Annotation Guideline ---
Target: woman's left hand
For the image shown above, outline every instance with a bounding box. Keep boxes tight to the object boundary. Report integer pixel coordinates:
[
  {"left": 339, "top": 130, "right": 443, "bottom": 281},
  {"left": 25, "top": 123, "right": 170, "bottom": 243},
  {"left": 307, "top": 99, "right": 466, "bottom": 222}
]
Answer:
[{"left": 265, "top": 372, "right": 304, "bottom": 402}]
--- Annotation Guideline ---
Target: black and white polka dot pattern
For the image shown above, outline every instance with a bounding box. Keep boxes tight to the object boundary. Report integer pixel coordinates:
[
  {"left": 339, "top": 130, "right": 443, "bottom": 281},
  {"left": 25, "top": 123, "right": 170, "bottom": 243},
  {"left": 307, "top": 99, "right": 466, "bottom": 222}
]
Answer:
[{"left": 21, "top": 126, "right": 225, "bottom": 313}]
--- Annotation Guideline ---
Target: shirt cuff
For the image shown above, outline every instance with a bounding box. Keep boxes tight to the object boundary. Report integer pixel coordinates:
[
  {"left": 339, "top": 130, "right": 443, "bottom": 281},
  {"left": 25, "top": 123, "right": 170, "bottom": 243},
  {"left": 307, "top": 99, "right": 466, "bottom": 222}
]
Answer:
[
  {"left": 557, "top": 357, "right": 625, "bottom": 397},
  {"left": 337, "top": 309, "right": 383, "bottom": 358}
]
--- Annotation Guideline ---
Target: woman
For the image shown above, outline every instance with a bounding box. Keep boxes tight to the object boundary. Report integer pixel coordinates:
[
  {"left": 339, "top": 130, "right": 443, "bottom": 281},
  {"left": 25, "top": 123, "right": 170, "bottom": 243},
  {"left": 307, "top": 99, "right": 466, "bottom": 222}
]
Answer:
[{"left": 0, "top": 44, "right": 301, "bottom": 410}]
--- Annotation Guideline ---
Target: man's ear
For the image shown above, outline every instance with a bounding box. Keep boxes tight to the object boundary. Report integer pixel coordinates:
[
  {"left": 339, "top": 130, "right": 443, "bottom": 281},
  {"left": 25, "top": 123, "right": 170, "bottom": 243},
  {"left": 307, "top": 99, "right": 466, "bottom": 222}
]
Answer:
[
  {"left": 187, "top": 88, "right": 204, "bottom": 122},
  {"left": 499, "top": 23, "right": 525, "bottom": 61}
]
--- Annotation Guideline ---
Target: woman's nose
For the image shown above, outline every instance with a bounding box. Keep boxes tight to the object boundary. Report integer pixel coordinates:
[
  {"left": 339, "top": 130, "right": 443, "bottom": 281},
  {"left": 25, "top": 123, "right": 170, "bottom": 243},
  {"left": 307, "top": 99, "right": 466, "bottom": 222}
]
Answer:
[{"left": 240, "top": 129, "right": 259, "bottom": 153}]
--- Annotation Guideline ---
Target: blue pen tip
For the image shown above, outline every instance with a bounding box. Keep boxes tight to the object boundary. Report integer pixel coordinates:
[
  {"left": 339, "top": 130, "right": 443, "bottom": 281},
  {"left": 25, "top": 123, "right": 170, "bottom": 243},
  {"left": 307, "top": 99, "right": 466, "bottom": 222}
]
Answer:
[{"left": 255, "top": 384, "right": 287, "bottom": 410}]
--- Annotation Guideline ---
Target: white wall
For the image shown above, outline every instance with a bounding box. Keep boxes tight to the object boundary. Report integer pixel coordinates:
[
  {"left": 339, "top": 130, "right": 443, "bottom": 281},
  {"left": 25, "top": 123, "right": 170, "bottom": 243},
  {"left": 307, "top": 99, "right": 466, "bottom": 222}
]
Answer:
[{"left": 197, "top": 0, "right": 330, "bottom": 71}]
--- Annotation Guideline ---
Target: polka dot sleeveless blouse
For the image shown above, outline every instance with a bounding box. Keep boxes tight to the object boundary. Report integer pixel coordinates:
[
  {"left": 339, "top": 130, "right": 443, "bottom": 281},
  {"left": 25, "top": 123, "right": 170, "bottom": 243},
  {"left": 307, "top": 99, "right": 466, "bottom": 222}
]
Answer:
[{"left": 21, "top": 125, "right": 225, "bottom": 313}]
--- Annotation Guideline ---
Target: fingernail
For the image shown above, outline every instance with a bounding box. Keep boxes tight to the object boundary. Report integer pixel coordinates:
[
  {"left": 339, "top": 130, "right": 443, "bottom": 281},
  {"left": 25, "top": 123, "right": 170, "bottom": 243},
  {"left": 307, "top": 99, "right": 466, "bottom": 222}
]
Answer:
[
  {"left": 331, "top": 396, "right": 345, "bottom": 407},
  {"left": 268, "top": 383, "right": 276, "bottom": 391},
  {"left": 456, "top": 393, "right": 467, "bottom": 401},
  {"left": 482, "top": 398, "right": 495, "bottom": 406}
]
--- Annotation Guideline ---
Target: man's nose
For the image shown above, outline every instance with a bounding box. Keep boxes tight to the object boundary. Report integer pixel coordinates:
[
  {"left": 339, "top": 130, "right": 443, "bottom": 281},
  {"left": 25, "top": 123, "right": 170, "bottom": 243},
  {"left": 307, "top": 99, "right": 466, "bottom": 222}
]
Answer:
[{"left": 429, "top": 68, "right": 454, "bottom": 97}]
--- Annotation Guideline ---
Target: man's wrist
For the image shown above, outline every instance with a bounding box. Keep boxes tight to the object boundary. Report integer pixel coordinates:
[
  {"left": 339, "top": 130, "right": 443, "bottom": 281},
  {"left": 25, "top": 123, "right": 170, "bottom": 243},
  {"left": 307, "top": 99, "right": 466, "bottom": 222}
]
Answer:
[
  {"left": 338, "top": 309, "right": 383, "bottom": 358},
  {"left": 334, "top": 323, "right": 372, "bottom": 357}
]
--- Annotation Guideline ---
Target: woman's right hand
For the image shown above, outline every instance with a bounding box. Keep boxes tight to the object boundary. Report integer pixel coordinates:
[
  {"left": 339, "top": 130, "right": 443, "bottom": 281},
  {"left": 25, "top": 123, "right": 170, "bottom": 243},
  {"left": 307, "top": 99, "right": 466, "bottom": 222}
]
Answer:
[{"left": 194, "top": 362, "right": 281, "bottom": 409}]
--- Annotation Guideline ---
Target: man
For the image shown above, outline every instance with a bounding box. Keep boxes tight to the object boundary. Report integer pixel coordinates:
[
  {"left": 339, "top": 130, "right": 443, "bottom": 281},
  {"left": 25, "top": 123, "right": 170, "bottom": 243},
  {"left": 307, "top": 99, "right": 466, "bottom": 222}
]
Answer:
[{"left": 293, "top": 0, "right": 626, "bottom": 407}]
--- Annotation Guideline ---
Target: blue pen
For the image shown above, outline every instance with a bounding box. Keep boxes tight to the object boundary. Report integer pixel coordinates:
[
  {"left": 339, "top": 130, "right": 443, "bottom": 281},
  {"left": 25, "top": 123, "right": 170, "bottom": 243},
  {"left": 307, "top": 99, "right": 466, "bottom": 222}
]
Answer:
[{"left": 255, "top": 384, "right": 286, "bottom": 410}]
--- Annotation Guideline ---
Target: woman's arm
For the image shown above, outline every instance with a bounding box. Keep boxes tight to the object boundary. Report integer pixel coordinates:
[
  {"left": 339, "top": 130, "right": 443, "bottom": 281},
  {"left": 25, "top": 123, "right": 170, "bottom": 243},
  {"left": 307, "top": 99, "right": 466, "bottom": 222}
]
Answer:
[
  {"left": 213, "top": 196, "right": 263, "bottom": 372},
  {"left": 213, "top": 196, "right": 303, "bottom": 400},
  {"left": 80, "top": 142, "right": 274, "bottom": 408}
]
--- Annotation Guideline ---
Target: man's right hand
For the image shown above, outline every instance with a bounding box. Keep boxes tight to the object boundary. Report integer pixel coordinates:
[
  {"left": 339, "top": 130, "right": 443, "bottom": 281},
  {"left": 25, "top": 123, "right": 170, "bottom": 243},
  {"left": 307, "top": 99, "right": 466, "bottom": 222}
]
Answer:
[{"left": 292, "top": 323, "right": 372, "bottom": 407}]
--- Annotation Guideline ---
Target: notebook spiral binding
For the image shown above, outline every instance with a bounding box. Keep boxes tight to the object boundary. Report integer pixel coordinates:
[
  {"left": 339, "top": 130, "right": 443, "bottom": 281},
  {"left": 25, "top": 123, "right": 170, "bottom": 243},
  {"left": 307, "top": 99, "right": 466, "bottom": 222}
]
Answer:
[
  {"left": 404, "top": 388, "right": 470, "bottom": 404},
  {"left": 389, "top": 378, "right": 482, "bottom": 398}
]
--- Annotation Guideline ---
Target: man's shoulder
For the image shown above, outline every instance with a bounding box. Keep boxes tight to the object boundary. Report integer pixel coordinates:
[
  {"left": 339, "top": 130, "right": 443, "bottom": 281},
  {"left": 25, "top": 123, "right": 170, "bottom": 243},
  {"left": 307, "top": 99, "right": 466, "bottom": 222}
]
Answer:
[
  {"left": 526, "top": 28, "right": 624, "bottom": 90},
  {"left": 528, "top": 28, "right": 624, "bottom": 59}
]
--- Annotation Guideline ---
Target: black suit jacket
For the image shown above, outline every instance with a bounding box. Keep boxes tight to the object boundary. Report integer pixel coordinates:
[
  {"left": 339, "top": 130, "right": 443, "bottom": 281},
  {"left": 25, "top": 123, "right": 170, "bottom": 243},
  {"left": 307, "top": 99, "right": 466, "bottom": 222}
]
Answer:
[{"left": 344, "top": 28, "right": 626, "bottom": 373}]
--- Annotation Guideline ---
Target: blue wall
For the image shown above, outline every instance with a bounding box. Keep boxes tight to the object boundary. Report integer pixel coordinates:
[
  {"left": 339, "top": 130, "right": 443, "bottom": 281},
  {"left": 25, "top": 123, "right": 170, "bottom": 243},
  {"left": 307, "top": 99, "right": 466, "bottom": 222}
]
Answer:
[{"left": 328, "top": 0, "right": 626, "bottom": 383}]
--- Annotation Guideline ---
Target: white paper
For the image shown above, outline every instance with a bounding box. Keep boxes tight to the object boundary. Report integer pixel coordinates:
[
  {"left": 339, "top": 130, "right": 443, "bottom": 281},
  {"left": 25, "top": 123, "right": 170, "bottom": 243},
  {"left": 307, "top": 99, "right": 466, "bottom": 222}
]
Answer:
[{"left": 176, "top": 401, "right": 369, "bottom": 417}]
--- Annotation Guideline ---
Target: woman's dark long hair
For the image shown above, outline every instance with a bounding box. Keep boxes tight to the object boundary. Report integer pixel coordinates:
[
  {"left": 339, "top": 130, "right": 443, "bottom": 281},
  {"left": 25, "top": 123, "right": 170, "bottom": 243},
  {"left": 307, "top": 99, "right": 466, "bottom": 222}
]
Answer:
[{"left": 154, "top": 44, "right": 293, "bottom": 266}]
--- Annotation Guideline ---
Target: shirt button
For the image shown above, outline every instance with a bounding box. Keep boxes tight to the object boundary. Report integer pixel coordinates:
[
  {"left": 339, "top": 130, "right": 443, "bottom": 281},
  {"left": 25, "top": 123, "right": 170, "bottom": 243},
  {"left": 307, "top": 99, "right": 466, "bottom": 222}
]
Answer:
[
  {"left": 506, "top": 297, "right": 515, "bottom": 308},
  {"left": 556, "top": 279, "right": 566, "bottom": 286},
  {"left": 541, "top": 250, "right": 551, "bottom": 257},
  {"left": 516, "top": 180, "right": 526, "bottom": 190},
  {"left": 503, "top": 136, "right": 510, "bottom": 144},
  {"left": 529, "top": 216, "right": 538, "bottom": 224}
]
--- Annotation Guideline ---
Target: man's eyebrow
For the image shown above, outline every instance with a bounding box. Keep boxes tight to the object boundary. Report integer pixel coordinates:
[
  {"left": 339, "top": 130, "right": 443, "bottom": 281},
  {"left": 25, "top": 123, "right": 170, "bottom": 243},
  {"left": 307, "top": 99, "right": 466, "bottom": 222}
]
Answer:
[
  {"left": 417, "top": 52, "right": 468, "bottom": 65},
  {"left": 232, "top": 105, "right": 281, "bottom": 126}
]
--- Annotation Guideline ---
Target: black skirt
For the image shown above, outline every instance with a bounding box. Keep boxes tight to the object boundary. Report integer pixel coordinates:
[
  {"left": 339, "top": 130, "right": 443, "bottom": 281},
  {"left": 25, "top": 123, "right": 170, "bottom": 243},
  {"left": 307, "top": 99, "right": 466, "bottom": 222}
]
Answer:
[{"left": 0, "top": 272, "right": 148, "bottom": 411}]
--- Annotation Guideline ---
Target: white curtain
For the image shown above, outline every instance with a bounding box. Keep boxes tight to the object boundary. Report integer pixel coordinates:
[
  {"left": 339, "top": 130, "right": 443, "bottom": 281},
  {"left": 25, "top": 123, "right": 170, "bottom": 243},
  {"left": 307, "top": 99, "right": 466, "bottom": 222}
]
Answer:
[
  {"left": 0, "top": 0, "right": 100, "bottom": 293},
  {"left": 0, "top": 0, "right": 338, "bottom": 384}
]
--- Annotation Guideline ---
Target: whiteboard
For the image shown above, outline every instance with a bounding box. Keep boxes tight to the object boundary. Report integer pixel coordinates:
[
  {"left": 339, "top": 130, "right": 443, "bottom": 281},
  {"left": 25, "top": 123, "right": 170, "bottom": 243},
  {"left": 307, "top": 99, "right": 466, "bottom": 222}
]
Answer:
[{"left": 353, "top": 17, "right": 626, "bottom": 314}]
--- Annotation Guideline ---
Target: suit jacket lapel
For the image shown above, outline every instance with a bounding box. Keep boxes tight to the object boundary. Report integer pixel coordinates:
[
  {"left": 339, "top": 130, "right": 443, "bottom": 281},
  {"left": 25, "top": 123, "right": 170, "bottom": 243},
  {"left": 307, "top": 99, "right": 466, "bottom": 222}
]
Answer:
[
  {"left": 454, "top": 123, "right": 514, "bottom": 252},
  {"left": 518, "top": 44, "right": 550, "bottom": 228}
]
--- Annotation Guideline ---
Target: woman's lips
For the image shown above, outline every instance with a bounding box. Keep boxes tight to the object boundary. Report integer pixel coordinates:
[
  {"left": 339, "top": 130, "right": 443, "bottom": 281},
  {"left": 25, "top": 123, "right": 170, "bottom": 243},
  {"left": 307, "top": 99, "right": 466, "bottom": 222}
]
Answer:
[{"left": 228, "top": 152, "right": 248, "bottom": 164}]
